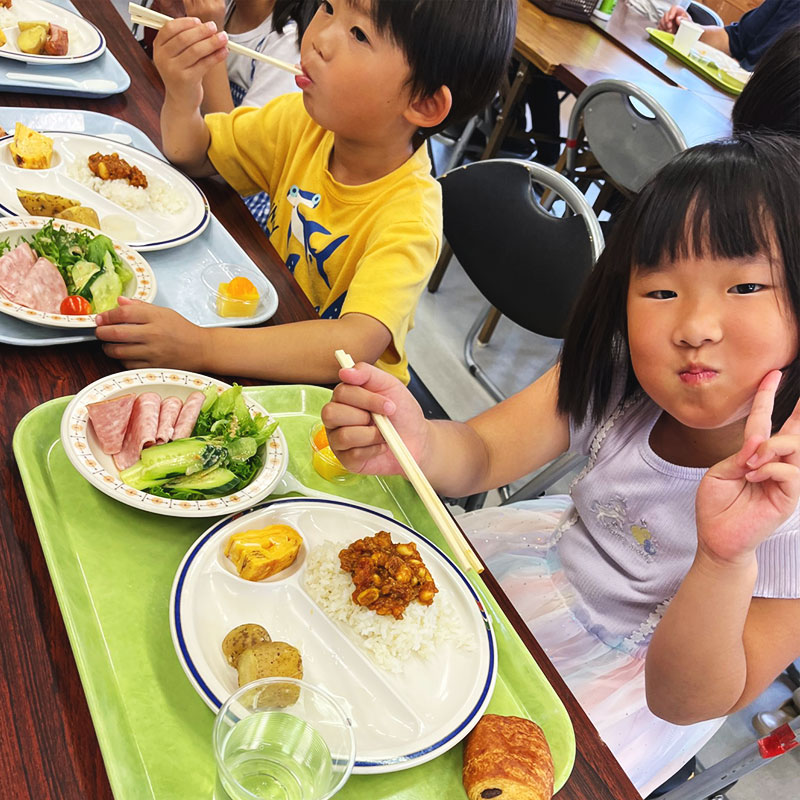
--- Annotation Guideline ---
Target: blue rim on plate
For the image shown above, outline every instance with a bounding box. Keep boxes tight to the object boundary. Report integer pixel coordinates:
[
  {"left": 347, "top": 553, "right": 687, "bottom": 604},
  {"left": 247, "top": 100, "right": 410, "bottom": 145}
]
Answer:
[{"left": 171, "top": 496, "right": 498, "bottom": 773}]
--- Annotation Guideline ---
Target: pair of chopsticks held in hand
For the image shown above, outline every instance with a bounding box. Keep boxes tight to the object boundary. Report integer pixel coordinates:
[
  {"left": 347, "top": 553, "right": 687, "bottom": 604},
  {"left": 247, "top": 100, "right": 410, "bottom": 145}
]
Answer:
[
  {"left": 128, "top": 3, "right": 303, "bottom": 75},
  {"left": 335, "top": 352, "right": 483, "bottom": 574}
]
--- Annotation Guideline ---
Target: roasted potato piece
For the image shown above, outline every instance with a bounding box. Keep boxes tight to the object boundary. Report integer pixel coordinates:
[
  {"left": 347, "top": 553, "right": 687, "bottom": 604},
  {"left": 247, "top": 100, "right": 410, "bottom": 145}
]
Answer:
[
  {"left": 9, "top": 123, "right": 53, "bottom": 169},
  {"left": 236, "top": 641, "right": 303, "bottom": 706},
  {"left": 55, "top": 205, "right": 101, "bottom": 229},
  {"left": 0, "top": 29, "right": 6, "bottom": 48},
  {"left": 18, "top": 21, "right": 51, "bottom": 31},
  {"left": 221, "top": 624, "right": 271, "bottom": 668},
  {"left": 17, "top": 189, "right": 78, "bottom": 216},
  {"left": 17, "top": 25, "right": 47, "bottom": 55}
]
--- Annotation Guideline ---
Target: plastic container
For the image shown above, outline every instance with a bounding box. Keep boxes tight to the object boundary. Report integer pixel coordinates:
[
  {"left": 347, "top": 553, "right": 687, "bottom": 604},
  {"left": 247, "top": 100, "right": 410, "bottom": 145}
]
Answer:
[
  {"left": 201, "top": 262, "right": 271, "bottom": 318},
  {"left": 309, "top": 421, "right": 358, "bottom": 484},
  {"left": 673, "top": 18, "right": 704, "bottom": 55}
]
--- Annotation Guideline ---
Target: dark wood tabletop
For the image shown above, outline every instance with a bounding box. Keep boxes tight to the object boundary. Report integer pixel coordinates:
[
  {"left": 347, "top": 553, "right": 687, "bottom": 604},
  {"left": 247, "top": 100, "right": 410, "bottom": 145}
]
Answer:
[
  {"left": 591, "top": 3, "right": 736, "bottom": 116},
  {"left": 0, "top": 2, "right": 638, "bottom": 799}
]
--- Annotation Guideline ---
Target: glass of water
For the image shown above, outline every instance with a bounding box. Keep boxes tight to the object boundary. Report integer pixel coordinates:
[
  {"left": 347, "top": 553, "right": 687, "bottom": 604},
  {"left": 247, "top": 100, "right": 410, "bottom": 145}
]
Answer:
[{"left": 213, "top": 678, "right": 356, "bottom": 800}]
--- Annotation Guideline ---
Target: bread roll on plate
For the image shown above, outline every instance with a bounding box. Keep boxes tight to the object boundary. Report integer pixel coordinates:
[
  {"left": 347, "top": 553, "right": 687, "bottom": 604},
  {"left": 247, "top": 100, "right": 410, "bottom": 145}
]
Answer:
[{"left": 463, "top": 714, "right": 554, "bottom": 800}]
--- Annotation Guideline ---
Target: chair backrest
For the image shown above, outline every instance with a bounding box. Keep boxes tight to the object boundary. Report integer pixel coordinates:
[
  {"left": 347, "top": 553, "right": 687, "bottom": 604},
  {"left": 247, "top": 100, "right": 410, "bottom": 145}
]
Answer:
[
  {"left": 566, "top": 79, "right": 688, "bottom": 194},
  {"left": 439, "top": 159, "right": 603, "bottom": 340},
  {"left": 688, "top": 2, "right": 724, "bottom": 27}
]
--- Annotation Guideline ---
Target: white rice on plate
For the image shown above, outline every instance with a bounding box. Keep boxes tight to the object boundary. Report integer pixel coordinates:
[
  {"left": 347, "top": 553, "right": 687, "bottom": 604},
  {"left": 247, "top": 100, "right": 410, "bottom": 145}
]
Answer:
[
  {"left": 304, "top": 540, "right": 475, "bottom": 673},
  {"left": 0, "top": 8, "right": 18, "bottom": 27},
  {"left": 66, "top": 161, "right": 188, "bottom": 215}
]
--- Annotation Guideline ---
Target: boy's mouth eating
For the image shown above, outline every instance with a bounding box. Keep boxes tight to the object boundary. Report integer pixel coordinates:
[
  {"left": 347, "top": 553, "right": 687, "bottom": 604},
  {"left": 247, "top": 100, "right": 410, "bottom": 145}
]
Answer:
[{"left": 295, "top": 65, "right": 312, "bottom": 90}]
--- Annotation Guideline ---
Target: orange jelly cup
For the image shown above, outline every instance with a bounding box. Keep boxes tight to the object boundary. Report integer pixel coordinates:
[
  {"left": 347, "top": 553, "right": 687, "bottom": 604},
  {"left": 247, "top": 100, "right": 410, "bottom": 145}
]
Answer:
[{"left": 309, "top": 422, "right": 358, "bottom": 484}]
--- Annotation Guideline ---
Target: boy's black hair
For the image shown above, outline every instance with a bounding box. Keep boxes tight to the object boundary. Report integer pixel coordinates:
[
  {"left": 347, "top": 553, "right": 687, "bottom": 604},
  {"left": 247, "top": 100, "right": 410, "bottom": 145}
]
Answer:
[
  {"left": 354, "top": 0, "right": 516, "bottom": 136},
  {"left": 732, "top": 24, "right": 800, "bottom": 137},
  {"left": 273, "top": 0, "right": 318, "bottom": 44},
  {"left": 557, "top": 134, "right": 800, "bottom": 433}
]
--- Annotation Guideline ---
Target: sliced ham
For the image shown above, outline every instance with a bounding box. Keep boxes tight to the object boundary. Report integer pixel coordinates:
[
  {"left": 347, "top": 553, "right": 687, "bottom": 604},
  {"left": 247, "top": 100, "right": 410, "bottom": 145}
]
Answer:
[
  {"left": 0, "top": 243, "right": 37, "bottom": 301},
  {"left": 87, "top": 393, "right": 136, "bottom": 455},
  {"left": 10, "top": 257, "right": 67, "bottom": 313},
  {"left": 113, "top": 392, "right": 162, "bottom": 471},
  {"left": 154, "top": 396, "right": 182, "bottom": 445},
  {"left": 171, "top": 391, "right": 206, "bottom": 440}
]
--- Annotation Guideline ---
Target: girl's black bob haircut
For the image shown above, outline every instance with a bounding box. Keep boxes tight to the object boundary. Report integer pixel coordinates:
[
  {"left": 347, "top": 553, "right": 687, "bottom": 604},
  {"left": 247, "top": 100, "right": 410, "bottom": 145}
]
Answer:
[
  {"left": 352, "top": 0, "right": 517, "bottom": 136},
  {"left": 558, "top": 133, "right": 800, "bottom": 432}
]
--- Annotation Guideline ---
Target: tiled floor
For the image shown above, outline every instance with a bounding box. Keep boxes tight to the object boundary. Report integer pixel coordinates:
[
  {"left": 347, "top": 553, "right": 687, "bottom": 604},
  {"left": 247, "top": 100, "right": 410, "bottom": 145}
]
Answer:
[{"left": 406, "top": 159, "right": 800, "bottom": 799}]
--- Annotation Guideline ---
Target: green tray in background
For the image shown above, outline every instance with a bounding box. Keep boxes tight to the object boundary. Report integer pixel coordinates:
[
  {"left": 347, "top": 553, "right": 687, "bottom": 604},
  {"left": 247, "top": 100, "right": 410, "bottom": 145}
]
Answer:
[
  {"left": 13, "top": 384, "right": 575, "bottom": 800},
  {"left": 646, "top": 28, "right": 744, "bottom": 96}
]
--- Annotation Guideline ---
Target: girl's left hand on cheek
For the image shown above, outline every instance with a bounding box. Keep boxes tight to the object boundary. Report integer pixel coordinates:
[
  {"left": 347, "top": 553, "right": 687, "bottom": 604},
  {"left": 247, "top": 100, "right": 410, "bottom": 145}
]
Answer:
[{"left": 696, "top": 369, "right": 800, "bottom": 564}]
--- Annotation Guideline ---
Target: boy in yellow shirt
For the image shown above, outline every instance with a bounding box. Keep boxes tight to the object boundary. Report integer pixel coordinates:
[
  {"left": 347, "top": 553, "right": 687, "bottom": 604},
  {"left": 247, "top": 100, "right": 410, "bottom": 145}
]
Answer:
[{"left": 96, "top": 0, "right": 516, "bottom": 384}]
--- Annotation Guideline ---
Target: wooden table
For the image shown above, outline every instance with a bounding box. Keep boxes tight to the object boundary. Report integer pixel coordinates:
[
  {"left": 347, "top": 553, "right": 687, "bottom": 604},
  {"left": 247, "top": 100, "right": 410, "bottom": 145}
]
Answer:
[
  {"left": 480, "top": 1, "right": 732, "bottom": 171},
  {"left": 0, "top": 3, "right": 638, "bottom": 798}
]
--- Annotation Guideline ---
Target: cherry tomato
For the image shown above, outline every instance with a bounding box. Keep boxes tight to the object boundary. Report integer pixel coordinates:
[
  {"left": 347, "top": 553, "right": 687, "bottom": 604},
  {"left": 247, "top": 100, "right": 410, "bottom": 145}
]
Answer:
[{"left": 60, "top": 295, "right": 92, "bottom": 315}]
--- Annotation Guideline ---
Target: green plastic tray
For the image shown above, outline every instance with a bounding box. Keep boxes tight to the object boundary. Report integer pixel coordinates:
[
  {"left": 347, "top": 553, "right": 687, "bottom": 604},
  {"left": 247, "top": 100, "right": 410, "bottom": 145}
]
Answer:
[
  {"left": 13, "top": 384, "right": 575, "bottom": 799},
  {"left": 646, "top": 28, "right": 744, "bottom": 96}
]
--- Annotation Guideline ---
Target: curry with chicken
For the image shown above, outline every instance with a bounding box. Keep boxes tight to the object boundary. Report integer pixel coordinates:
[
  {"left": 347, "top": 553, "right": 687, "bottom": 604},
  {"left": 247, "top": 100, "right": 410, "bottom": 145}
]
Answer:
[
  {"left": 88, "top": 152, "right": 148, "bottom": 188},
  {"left": 339, "top": 531, "right": 438, "bottom": 619}
]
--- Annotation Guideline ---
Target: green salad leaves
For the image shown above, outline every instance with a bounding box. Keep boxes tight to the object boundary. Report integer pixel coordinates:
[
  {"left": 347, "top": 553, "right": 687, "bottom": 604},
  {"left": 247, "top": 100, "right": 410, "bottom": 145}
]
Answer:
[{"left": 120, "top": 385, "right": 279, "bottom": 501}]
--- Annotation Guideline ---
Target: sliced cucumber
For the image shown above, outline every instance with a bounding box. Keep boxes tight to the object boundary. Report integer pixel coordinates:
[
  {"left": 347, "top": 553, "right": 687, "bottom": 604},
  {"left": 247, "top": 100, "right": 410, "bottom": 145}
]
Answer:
[{"left": 165, "top": 466, "right": 240, "bottom": 496}]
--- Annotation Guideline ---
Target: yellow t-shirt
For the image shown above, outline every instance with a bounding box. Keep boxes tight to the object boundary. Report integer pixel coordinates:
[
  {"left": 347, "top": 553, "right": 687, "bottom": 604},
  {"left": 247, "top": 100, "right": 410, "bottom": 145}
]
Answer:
[{"left": 206, "top": 93, "right": 442, "bottom": 384}]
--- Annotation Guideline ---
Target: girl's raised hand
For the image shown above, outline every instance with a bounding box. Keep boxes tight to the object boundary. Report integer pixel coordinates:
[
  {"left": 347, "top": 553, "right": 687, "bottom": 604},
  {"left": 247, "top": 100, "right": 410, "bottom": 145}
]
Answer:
[
  {"left": 321, "top": 362, "right": 432, "bottom": 477},
  {"left": 696, "top": 370, "right": 800, "bottom": 564}
]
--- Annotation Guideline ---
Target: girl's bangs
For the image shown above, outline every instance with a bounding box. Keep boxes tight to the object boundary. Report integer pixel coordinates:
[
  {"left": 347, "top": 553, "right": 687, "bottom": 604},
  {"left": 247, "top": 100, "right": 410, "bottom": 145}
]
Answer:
[{"left": 626, "top": 150, "right": 778, "bottom": 270}]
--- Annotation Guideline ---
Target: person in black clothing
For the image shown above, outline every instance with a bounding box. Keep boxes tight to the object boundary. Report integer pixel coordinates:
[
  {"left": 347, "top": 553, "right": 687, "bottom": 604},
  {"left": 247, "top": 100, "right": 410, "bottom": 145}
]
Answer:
[
  {"left": 659, "top": 0, "right": 800, "bottom": 70},
  {"left": 732, "top": 24, "right": 800, "bottom": 136}
]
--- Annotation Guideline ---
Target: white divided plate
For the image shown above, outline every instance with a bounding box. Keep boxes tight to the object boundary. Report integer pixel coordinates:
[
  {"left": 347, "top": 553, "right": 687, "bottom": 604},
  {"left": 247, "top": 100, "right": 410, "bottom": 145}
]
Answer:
[
  {"left": 0, "top": 216, "right": 156, "bottom": 327},
  {"left": 171, "top": 497, "right": 497, "bottom": 773},
  {"left": 0, "top": 0, "right": 105, "bottom": 65},
  {"left": 0, "top": 131, "right": 210, "bottom": 250},
  {"left": 60, "top": 369, "right": 288, "bottom": 517}
]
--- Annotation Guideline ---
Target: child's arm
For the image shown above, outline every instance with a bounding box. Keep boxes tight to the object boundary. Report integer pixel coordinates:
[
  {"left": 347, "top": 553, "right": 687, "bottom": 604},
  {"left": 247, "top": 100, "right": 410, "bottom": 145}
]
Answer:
[
  {"left": 94, "top": 299, "right": 392, "bottom": 384},
  {"left": 153, "top": 17, "right": 229, "bottom": 175},
  {"left": 646, "top": 371, "right": 800, "bottom": 724},
  {"left": 322, "top": 362, "right": 571, "bottom": 498}
]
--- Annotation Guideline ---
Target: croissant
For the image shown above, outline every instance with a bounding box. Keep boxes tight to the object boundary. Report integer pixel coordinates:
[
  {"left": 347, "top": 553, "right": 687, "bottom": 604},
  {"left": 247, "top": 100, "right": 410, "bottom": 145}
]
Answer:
[{"left": 462, "top": 714, "right": 554, "bottom": 800}]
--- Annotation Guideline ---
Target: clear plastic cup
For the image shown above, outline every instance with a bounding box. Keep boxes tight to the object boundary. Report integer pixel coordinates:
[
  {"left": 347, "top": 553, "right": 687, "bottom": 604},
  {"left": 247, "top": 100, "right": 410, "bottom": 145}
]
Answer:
[
  {"left": 309, "top": 421, "right": 359, "bottom": 484},
  {"left": 673, "top": 18, "right": 704, "bottom": 55},
  {"left": 202, "top": 263, "right": 270, "bottom": 319},
  {"left": 213, "top": 678, "right": 356, "bottom": 800}
]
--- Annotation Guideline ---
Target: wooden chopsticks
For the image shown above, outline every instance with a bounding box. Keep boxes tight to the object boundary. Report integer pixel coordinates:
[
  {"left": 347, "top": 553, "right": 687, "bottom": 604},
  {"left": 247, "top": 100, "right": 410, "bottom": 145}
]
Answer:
[
  {"left": 128, "top": 2, "right": 303, "bottom": 76},
  {"left": 334, "top": 351, "right": 483, "bottom": 574}
]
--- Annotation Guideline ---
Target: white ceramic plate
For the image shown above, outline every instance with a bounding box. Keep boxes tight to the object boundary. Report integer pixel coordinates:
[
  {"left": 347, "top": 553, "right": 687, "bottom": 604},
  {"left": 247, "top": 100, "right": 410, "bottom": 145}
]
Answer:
[
  {"left": 171, "top": 497, "right": 497, "bottom": 773},
  {"left": 0, "top": 131, "right": 210, "bottom": 250},
  {"left": 0, "top": 216, "right": 156, "bottom": 327},
  {"left": 0, "top": 0, "right": 105, "bottom": 65},
  {"left": 60, "top": 369, "right": 288, "bottom": 517}
]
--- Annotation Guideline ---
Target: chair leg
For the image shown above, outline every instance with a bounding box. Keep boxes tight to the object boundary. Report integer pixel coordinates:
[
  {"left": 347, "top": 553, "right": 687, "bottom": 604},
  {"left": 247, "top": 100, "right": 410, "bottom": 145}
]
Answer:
[
  {"left": 428, "top": 241, "right": 453, "bottom": 293},
  {"left": 481, "top": 60, "right": 531, "bottom": 160},
  {"left": 655, "top": 716, "right": 800, "bottom": 800},
  {"left": 477, "top": 307, "right": 503, "bottom": 345},
  {"left": 464, "top": 305, "right": 505, "bottom": 402}
]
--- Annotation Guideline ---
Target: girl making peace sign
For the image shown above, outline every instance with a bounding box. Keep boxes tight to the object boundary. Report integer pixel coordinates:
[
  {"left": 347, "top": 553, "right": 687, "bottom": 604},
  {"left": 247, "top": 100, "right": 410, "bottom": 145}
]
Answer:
[{"left": 321, "top": 134, "right": 800, "bottom": 795}]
